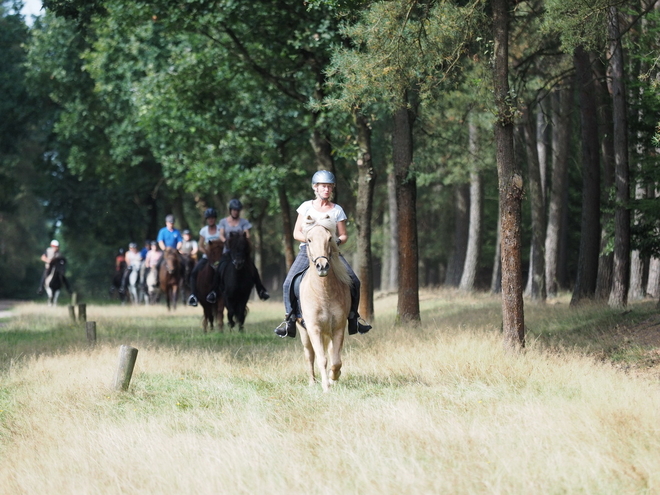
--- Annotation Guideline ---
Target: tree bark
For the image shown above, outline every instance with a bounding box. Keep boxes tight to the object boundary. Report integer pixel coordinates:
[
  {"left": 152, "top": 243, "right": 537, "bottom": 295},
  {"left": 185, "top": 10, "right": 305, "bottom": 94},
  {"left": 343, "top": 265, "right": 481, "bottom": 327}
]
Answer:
[
  {"left": 493, "top": 0, "right": 524, "bottom": 350},
  {"left": 491, "top": 203, "right": 502, "bottom": 294},
  {"left": 523, "top": 106, "right": 547, "bottom": 301},
  {"left": 546, "top": 79, "right": 572, "bottom": 297},
  {"left": 459, "top": 121, "right": 482, "bottom": 292},
  {"left": 393, "top": 98, "right": 420, "bottom": 323},
  {"left": 607, "top": 7, "right": 630, "bottom": 309},
  {"left": 278, "top": 185, "right": 295, "bottom": 270},
  {"left": 353, "top": 110, "right": 376, "bottom": 321},
  {"left": 445, "top": 183, "right": 470, "bottom": 287},
  {"left": 571, "top": 46, "right": 601, "bottom": 306},
  {"left": 647, "top": 256, "right": 660, "bottom": 298},
  {"left": 593, "top": 56, "right": 615, "bottom": 300}
]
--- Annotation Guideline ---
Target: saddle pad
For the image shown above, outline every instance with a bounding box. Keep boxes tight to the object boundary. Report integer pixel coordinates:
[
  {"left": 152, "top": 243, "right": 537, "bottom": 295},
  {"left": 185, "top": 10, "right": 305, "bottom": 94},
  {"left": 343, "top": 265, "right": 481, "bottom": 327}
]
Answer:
[{"left": 291, "top": 267, "right": 308, "bottom": 318}]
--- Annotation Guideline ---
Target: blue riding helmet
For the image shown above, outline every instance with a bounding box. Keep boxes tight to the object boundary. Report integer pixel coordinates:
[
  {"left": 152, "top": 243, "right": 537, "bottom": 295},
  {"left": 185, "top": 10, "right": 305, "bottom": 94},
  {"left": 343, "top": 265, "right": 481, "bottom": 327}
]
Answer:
[
  {"left": 311, "top": 170, "right": 336, "bottom": 186},
  {"left": 228, "top": 199, "right": 243, "bottom": 211},
  {"left": 204, "top": 207, "right": 217, "bottom": 219}
]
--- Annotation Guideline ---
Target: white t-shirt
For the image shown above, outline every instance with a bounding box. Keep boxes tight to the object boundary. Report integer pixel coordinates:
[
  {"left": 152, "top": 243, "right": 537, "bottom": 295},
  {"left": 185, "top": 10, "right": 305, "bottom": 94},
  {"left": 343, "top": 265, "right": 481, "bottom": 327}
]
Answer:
[
  {"left": 199, "top": 225, "right": 221, "bottom": 243},
  {"left": 296, "top": 200, "right": 347, "bottom": 247},
  {"left": 125, "top": 250, "right": 142, "bottom": 270}
]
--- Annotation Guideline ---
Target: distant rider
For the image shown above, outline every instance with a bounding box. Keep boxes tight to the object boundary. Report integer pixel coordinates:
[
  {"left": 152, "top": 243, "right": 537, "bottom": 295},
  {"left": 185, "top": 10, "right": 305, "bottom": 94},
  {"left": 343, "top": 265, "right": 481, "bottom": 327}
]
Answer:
[
  {"left": 205, "top": 198, "right": 270, "bottom": 304},
  {"left": 38, "top": 239, "right": 60, "bottom": 294},
  {"left": 187, "top": 208, "right": 221, "bottom": 307}
]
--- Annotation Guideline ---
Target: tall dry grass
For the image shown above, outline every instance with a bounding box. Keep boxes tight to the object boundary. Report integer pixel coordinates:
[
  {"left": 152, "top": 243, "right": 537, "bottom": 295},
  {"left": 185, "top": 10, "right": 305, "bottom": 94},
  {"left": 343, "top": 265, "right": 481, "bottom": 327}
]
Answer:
[{"left": 1, "top": 292, "right": 659, "bottom": 494}]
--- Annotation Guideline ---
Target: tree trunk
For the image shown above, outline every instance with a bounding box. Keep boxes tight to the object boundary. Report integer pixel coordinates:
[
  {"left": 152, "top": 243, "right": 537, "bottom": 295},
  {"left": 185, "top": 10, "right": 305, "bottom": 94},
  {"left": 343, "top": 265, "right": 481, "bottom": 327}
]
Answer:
[
  {"left": 387, "top": 171, "right": 399, "bottom": 291},
  {"left": 380, "top": 207, "right": 391, "bottom": 291},
  {"left": 493, "top": 0, "right": 524, "bottom": 350},
  {"left": 593, "top": 56, "right": 615, "bottom": 300},
  {"left": 278, "top": 185, "right": 295, "bottom": 270},
  {"left": 628, "top": 181, "right": 646, "bottom": 300},
  {"left": 607, "top": 7, "right": 630, "bottom": 309},
  {"left": 459, "top": 121, "right": 482, "bottom": 292},
  {"left": 546, "top": 79, "right": 572, "bottom": 297},
  {"left": 571, "top": 46, "right": 601, "bottom": 306},
  {"left": 393, "top": 99, "right": 420, "bottom": 323},
  {"left": 648, "top": 257, "right": 660, "bottom": 298},
  {"left": 444, "top": 183, "right": 469, "bottom": 287},
  {"left": 353, "top": 110, "right": 376, "bottom": 321},
  {"left": 523, "top": 106, "right": 547, "bottom": 301}
]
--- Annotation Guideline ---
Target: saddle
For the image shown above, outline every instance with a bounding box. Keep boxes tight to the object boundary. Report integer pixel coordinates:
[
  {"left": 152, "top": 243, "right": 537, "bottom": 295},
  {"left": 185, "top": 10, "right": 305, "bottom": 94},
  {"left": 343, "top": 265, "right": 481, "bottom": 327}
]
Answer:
[{"left": 290, "top": 267, "right": 308, "bottom": 319}]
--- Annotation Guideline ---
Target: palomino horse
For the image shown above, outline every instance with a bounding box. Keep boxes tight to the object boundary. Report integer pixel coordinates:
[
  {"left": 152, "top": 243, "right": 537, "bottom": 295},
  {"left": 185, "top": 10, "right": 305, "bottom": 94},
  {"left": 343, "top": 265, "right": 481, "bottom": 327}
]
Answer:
[
  {"left": 159, "top": 248, "right": 183, "bottom": 310},
  {"left": 298, "top": 215, "right": 352, "bottom": 392},
  {"left": 197, "top": 240, "right": 225, "bottom": 333},
  {"left": 221, "top": 232, "right": 255, "bottom": 331},
  {"left": 45, "top": 255, "right": 71, "bottom": 306}
]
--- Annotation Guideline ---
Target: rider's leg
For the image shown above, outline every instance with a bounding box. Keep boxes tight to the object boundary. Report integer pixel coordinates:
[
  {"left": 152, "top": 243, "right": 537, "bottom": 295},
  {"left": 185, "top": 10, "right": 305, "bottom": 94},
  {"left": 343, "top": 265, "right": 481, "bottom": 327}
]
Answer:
[
  {"left": 339, "top": 255, "right": 372, "bottom": 335},
  {"left": 274, "top": 247, "right": 308, "bottom": 338},
  {"left": 206, "top": 254, "right": 230, "bottom": 304},
  {"left": 187, "top": 258, "right": 207, "bottom": 306},
  {"left": 154, "top": 258, "right": 162, "bottom": 287},
  {"left": 37, "top": 267, "right": 48, "bottom": 294}
]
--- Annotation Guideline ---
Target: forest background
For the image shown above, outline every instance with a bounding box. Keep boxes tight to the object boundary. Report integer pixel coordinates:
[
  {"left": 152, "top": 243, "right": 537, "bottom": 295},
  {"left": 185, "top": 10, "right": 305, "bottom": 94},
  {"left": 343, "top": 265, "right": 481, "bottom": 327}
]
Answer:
[{"left": 1, "top": 0, "right": 660, "bottom": 333}]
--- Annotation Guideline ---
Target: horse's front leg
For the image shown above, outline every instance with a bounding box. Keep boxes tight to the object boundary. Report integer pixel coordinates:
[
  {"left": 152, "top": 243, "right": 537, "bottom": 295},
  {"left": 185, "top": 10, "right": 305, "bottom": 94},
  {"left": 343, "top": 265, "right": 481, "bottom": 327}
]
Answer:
[
  {"left": 298, "top": 325, "right": 316, "bottom": 386},
  {"left": 307, "top": 325, "right": 330, "bottom": 391},
  {"left": 328, "top": 325, "right": 345, "bottom": 384}
]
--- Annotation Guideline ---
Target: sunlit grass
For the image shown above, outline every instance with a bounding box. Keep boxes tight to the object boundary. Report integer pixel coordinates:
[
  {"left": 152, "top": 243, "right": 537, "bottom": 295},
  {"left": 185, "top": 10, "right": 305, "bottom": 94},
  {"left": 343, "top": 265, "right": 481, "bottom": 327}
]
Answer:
[{"left": 1, "top": 291, "right": 659, "bottom": 493}]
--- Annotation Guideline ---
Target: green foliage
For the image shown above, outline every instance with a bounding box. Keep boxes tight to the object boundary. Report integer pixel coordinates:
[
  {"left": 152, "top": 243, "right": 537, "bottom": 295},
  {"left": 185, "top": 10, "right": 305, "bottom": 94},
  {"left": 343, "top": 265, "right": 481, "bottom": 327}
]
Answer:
[
  {"left": 542, "top": 0, "right": 611, "bottom": 53},
  {"left": 325, "top": 0, "right": 487, "bottom": 111}
]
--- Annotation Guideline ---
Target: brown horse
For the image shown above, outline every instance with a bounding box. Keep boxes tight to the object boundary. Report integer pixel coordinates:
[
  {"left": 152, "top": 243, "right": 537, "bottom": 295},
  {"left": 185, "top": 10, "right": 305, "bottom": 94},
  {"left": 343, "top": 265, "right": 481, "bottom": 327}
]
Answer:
[
  {"left": 298, "top": 215, "right": 352, "bottom": 392},
  {"left": 158, "top": 248, "right": 183, "bottom": 311},
  {"left": 197, "top": 240, "right": 225, "bottom": 333}
]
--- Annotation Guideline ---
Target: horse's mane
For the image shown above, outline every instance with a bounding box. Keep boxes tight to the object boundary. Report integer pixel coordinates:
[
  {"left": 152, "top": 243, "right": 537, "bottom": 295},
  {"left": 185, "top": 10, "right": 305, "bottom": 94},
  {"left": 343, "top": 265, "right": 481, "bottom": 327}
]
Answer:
[
  {"left": 227, "top": 231, "right": 250, "bottom": 256},
  {"left": 303, "top": 215, "right": 352, "bottom": 287},
  {"left": 48, "top": 255, "right": 66, "bottom": 275}
]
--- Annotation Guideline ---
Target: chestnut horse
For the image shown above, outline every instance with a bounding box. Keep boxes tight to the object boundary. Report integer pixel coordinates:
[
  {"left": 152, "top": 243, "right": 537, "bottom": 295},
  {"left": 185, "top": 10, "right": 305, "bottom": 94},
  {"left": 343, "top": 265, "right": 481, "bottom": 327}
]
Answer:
[
  {"left": 197, "top": 240, "right": 225, "bottom": 333},
  {"left": 298, "top": 215, "right": 352, "bottom": 392},
  {"left": 158, "top": 248, "right": 183, "bottom": 311}
]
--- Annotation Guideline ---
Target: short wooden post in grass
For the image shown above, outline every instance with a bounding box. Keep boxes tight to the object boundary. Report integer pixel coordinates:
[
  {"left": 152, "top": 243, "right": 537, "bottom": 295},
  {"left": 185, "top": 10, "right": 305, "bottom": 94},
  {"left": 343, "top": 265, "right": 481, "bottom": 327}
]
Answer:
[
  {"left": 113, "top": 345, "right": 138, "bottom": 391},
  {"left": 78, "top": 303, "right": 87, "bottom": 322},
  {"left": 86, "top": 321, "right": 96, "bottom": 347},
  {"left": 68, "top": 304, "right": 76, "bottom": 322}
]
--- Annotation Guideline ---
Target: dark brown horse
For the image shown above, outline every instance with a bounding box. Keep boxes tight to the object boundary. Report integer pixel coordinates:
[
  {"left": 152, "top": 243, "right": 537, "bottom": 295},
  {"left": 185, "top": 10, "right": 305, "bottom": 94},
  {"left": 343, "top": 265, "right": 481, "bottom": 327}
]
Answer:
[
  {"left": 158, "top": 248, "right": 183, "bottom": 311},
  {"left": 197, "top": 240, "right": 225, "bottom": 333}
]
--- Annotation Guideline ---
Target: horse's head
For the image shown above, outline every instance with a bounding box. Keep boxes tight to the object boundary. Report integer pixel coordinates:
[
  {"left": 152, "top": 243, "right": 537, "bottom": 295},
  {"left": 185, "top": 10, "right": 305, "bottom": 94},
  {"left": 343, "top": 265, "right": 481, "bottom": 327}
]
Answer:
[
  {"left": 50, "top": 255, "right": 67, "bottom": 274},
  {"left": 226, "top": 232, "right": 249, "bottom": 270},
  {"left": 304, "top": 215, "right": 337, "bottom": 277},
  {"left": 163, "top": 248, "right": 179, "bottom": 274},
  {"left": 207, "top": 239, "right": 224, "bottom": 263}
]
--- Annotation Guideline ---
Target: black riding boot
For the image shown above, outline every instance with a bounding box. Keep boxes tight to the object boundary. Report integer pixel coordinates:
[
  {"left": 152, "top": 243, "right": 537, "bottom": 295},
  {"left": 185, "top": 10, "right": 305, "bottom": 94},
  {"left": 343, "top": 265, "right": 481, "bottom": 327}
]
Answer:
[
  {"left": 274, "top": 314, "right": 296, "bottom": 338},
  {"left": 347, "top": 286, "right": 372, "bottom": 335}
]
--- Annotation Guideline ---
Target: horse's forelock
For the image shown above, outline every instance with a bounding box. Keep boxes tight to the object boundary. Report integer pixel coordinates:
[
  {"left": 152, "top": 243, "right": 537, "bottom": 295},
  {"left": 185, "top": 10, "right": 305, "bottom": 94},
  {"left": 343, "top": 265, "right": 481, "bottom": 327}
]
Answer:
[{"left": 303, "top": 215, "right": 337, "bottom": 242}]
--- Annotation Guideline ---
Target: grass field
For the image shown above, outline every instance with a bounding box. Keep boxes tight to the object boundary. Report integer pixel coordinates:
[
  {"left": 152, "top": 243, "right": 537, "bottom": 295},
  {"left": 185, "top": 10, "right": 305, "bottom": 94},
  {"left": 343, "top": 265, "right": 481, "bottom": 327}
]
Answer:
[{"left": 1, "top": 290, "right": 659, "bottom": 494}]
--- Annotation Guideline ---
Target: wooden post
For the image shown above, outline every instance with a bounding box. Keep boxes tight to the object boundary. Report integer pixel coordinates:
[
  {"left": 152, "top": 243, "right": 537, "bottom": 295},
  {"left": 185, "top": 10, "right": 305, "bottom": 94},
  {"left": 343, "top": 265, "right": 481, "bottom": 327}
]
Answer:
[
  {"left": 68, "top": 305, "right": 76, "bottom": 322},
  {"left": 86, "top": 321, "right": 96, "bottom": 347},
  {"left": 113, "top": 345, "right": 138, "bottom": 391},
  {"left": 71, "top": 292, "right": 78, "bottom": 306},
  {"left": 78, "top": 303, "right": 87, "bottom": 322}
]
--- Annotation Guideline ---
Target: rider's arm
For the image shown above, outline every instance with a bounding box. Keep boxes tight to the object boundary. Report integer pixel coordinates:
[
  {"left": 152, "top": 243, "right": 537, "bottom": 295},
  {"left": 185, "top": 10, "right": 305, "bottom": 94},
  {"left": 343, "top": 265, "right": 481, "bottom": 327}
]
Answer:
[
  {"left": 219, "top": 226, "right": 226, "bottom": 243},
  {"left": 293, "top": 213, "right": 306, "bottom": 243},
  {"left": 40, "top": 253, "right": 49, "bottom": 263},
  {"left": 198, "top": 236, "right": 207, "bottom": 255},
  {"left": 336, "top": 220, "right": 348, "bottom": 245}
]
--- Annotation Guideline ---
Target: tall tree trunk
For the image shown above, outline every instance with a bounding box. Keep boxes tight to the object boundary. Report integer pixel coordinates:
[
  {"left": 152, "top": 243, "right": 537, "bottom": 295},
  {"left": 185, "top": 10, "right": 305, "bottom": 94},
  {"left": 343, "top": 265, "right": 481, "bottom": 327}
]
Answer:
[
  {"left": 493, "top": 0, "right": 524, "bottom": 350},
  {"left": 607, "top": 7, "right": 630, "bottom": 309},
  {"left": 648, "top": 257, "right": 660, "bottom": 298},
  {"left": 546, "top": 79, "right": 572, "bottom": 297},
  {"left": 628, "top": 182, "right": 646, "bottom": 300},
  {"left": 459, "top": 121, "right": 482, "bottom": 292},
  {"left": 444, "top": 183, "right": 470, "bottom": 286},
  {"left": 523, "top": 106, "right": 547, "bottom": 301},
  {"left": 380, "top": 207, "right": 391, "bottom": 291},
  {"left": 593, "top": 56, "right": 615, "bottom": 300},
  {"left": 393, "top": 99, "right": 420, "bottom": 323},
  {"left": 387, "top": 171, "right": 399, "bottom": 291},
  {"left": 278, "top": 185, "right": 295, "bottom": 270},
  {"left": 353, "top": 110, "right": 376, "bottom": 321},
  {"left": 571, "top": 46, "right": 601, "bottom": 306},
  {"left": 536, "top": 102, "right": 549, "bottom": 198},
  {"left": 171, "top": 192, "right": 189, "bottom": 232}
]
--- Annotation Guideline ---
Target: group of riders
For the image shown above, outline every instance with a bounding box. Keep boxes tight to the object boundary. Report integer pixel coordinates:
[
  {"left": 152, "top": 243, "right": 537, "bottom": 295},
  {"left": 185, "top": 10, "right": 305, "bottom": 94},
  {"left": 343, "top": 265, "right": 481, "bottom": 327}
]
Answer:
[
  {"left": 40, "top": 171, "right": 372, "bottom": 337},
  {"left": 109, "top": 199, "right": 269, "bottom": 306}
]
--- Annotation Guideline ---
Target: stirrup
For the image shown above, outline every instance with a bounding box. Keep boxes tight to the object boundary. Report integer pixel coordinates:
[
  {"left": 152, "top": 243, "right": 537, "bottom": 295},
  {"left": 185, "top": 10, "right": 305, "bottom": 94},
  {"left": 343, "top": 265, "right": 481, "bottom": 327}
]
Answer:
[
  {"left": 258, "top": 289, "right": 270, "bottom": 301},
  {"left": 206, "top": 291, "right": 217, "bottom": 304},
  {"left": 357, "top": 317, "right": 372, "bottom": 334},
  {"left": 188, "top": 295, "right": 198, "bottom": 307},
  {"left": 274, "top": 319, "right": 296, "bottom": 338}
]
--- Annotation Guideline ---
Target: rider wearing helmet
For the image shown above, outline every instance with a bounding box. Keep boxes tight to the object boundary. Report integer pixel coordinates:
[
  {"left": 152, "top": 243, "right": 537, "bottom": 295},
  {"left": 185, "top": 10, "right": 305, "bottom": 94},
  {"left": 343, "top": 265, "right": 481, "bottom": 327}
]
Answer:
[
  {"left": 37, "top": 239, "right": 60, "bottom": 294},
  {"left": 273, "top": 170, "right": 371, "bottom": 338},
  {"left": 187, "top": 207, "right": 222, "bottom": 306},
  {"left": 122, "top": 242, "right": 143, "bottom": 293},
  {"left": 179, "top": 229, "right": 199, "bottom": 259},
  {"left": 204, "top": 199, "right": 270, "bottom": 304}
]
